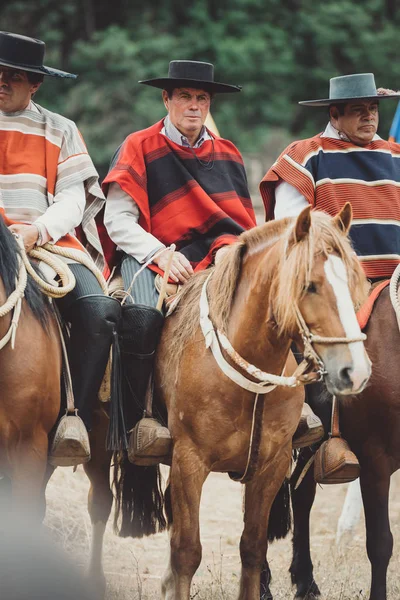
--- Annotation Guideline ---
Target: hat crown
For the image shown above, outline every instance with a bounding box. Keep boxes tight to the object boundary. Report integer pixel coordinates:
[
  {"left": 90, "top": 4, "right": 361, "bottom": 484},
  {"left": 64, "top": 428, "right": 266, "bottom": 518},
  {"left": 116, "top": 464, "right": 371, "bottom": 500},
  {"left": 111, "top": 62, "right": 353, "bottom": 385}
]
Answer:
[
  {"left": 329, "top": 73, "right": 377, "bottom": 101},
  {"left": 168, "top": 60, "right": 214, "bottom": 83},
  {"left": 0, "top": 31, "right": 45, "bottom": 69}
]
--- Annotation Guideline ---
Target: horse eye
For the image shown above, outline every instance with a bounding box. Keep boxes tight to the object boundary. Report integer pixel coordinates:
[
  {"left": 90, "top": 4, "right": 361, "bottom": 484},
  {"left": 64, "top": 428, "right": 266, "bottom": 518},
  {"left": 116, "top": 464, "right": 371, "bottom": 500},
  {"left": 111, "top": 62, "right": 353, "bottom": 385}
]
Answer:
[{"left": 306, "top": 282, "right": 317, "bottom": 294}]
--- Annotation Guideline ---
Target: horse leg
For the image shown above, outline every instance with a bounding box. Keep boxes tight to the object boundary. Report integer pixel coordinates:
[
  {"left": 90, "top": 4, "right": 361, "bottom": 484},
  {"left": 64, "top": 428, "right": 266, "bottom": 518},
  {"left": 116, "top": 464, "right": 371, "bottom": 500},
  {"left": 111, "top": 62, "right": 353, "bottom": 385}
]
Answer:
[
  {"left": 289, "top": 449, "right": 320, "bottom": 600},
  {"left": 360, "top": 462, "right": 392, "bottom": 600},
  {"left": 260, "top": 560, "right": 273, "bottom": 600},
  {"left": 39, "top": 462, "right": 56, "bottom": 523},
  {"left": 83, "top": 407, "right": 113, "bottom": 599},
  {"left": 161, "top": 443, "right": 208, "bottom": 600},
  {"left": 9, "top": 429, "right": 49, "bottom": 518},
  {"left": 239, "top": 453, "right": 290, "bottom": 600}
]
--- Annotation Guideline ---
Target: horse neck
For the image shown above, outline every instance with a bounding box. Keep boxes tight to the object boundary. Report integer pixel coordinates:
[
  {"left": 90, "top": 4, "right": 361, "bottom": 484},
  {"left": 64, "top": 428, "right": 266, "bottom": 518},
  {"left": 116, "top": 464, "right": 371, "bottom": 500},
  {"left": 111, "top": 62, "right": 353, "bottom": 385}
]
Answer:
[{"left": 226, "top": 244, "right": 291, "bottom": 375}]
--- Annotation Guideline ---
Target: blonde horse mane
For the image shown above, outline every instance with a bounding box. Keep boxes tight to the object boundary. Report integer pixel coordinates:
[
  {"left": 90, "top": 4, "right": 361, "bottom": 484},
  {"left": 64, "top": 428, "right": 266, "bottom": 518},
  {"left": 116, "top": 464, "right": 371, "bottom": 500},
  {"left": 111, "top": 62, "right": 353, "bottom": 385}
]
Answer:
[{"left": 164, "top": 212, "right": 368, "bottom": 379}]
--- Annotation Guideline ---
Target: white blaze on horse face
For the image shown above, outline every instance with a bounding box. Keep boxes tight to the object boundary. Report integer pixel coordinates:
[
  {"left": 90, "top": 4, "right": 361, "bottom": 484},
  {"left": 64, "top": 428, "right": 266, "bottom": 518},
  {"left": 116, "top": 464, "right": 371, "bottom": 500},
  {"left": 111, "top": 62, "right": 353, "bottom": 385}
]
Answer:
[{"left": 324, "top": 255, "right": 371, "bottom": 392}]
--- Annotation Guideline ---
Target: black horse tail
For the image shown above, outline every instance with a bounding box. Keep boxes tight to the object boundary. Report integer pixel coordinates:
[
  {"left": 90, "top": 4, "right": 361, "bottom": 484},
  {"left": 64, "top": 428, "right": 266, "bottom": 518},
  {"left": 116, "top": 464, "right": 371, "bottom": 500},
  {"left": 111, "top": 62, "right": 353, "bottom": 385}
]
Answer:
[
  {"left": 112, "top": 451, "right": 167, "bottom": 538},
  {"left": 267, "top": 478, "right": 292, "bottom": 542}
]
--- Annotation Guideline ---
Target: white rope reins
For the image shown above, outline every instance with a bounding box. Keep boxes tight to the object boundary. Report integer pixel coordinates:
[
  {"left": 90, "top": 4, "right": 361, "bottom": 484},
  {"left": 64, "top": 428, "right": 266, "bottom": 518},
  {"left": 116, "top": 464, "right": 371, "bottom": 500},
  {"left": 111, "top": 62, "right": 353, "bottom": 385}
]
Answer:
[
  {"left": 199, "top": 270, "right": 372, "bottom": 484},
  {"left": 0, "top": 252, "right": 27, "bottom": 350},
  {"left": 200, "top": 273, "right": 303, "bottom": 393}
]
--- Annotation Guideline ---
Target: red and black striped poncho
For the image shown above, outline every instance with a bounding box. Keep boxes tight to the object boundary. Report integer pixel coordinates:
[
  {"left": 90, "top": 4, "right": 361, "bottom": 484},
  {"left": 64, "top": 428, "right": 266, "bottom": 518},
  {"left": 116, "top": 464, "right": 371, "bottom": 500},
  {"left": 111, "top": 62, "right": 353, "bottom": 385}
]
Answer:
[{"left": 102, "top": 120, "right": 256, "bottom": 272}]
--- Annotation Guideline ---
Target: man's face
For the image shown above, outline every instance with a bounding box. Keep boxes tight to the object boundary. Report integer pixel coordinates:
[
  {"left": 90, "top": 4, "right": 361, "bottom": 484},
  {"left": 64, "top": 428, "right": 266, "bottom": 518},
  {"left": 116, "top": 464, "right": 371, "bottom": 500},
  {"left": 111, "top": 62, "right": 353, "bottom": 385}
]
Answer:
[
  {"left": 0, "top": 67, "right": 41, "bottom": 113},
  {"left": 162, "top": 87, "right": 211, "bottom": 140},
  {"left": 330, "top": 101, "right": 379, "bottom": 146}
]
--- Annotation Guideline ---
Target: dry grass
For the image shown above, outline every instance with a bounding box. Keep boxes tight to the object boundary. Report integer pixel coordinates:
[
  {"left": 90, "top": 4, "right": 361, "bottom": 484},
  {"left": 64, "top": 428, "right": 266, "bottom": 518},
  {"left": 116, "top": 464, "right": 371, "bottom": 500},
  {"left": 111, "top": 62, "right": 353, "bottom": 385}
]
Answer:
[{"left": 44, "top": 469, "right": 400, "bottom": 599}]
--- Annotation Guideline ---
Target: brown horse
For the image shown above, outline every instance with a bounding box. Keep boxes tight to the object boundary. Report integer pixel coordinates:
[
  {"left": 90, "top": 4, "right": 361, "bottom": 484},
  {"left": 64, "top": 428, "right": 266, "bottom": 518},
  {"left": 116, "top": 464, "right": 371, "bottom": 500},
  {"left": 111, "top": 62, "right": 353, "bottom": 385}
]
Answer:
[
  {"left": 149, "top": 205, "right": 371, "bottom": 600},
  {"left": 0, "top": 214, "right": 162, "bottom": 597},
  {"left": 0, "top": 217, "right": 61, "bottom": 517},
  {"left": 266, "top": 279, "right": 400, "bottom": 600}
]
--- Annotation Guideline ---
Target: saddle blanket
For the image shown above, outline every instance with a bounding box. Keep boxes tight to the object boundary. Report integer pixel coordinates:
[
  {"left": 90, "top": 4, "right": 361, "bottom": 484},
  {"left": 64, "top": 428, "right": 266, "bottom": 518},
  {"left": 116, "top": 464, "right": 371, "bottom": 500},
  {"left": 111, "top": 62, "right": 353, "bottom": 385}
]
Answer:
[{"left": 357, "top": 280, "right": 389, "bottom": 330}]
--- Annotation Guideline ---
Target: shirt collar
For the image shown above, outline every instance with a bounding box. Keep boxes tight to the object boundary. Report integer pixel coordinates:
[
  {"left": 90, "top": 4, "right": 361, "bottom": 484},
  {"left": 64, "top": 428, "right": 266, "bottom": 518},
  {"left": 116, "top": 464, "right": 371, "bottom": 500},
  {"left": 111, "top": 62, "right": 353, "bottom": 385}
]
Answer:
[
  {"left": 162, "top": 115, "right": 212, "bottom": 148},
  {"left": 0, "top": 99, "right": 40, "bottom": 117},
  {"left": 322, "top": 121, "right": 381, "bottom": 142}
]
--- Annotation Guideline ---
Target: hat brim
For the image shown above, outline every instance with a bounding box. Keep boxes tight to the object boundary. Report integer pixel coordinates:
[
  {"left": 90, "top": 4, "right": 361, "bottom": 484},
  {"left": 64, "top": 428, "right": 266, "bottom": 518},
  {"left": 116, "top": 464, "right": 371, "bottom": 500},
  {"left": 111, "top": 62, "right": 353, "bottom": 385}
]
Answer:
[
  {"left": 299, "top": 94, "right": 400, "bottom": 107},
  {"left": 0, "top": 58, "right": 77, "bottom": 79},
  {"left": 139, "top": 77, "right": 241, "bottom": 94}
]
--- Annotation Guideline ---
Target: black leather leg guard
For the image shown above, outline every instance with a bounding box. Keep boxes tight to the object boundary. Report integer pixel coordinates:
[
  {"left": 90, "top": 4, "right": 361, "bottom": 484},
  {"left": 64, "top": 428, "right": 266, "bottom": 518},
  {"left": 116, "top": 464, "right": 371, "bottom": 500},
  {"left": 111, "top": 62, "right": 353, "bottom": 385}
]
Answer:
[
  {"left": 67, "top": 294, "right": 121, "bottom": 430},
  {"left": 120, "top": 303, "right": 164, "bottom": 422},
  {"left": 119, "top": 304, "right": 171, "bottom": 465}
]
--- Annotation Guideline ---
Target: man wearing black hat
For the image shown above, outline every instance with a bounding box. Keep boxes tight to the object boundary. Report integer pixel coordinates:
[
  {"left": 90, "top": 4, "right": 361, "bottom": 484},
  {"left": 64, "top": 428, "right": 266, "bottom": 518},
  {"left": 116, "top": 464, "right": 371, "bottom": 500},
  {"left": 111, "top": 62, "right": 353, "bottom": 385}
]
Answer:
[
  {"left": 260, "top": 73, "right": 400, "bottom": 480},
  {"left": 0, "top": 31, "right": 121, "bottom": 466},
  {"left": 103, "top": 60, "right": 256, "bottom": 463}
]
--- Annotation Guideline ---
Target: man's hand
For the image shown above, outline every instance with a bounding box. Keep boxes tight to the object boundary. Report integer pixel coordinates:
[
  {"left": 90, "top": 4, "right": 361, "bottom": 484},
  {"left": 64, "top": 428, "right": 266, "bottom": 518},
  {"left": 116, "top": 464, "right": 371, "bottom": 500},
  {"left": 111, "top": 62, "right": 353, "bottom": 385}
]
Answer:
[
  {"left": 8, "top": 224, "right": 39, "bottom": 252},
  {"left": 152, "top": 249, "right": 194, "bottom": 284}
]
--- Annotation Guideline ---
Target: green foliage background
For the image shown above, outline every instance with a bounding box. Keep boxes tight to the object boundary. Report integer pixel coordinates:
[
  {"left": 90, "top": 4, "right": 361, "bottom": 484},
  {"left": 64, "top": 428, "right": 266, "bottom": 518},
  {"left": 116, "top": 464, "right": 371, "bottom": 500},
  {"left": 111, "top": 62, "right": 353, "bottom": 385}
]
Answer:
[{"left": 2, "top": 0, "right": 399, "bottom": 178}]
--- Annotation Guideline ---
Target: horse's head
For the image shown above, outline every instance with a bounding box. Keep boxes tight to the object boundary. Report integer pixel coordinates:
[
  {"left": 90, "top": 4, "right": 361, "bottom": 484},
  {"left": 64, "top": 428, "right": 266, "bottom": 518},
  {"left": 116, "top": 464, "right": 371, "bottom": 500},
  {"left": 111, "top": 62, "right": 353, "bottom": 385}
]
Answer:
[{"left": 274, "top": 204, "right": 371, "bottom": 395}]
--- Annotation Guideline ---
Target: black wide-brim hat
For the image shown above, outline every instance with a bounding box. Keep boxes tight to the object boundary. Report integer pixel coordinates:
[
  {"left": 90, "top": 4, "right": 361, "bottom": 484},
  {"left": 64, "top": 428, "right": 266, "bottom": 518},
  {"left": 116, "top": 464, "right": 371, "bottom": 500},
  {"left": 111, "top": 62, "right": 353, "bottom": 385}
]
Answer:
[
  {"left": 139, "top": 60, "right": 241, "bottom": 94},
  {"left": 0, "top": 31, "right": 76, "bottom": 79},
  {"left": 299, "top": 73, "right": 400, "bottom": 107}
]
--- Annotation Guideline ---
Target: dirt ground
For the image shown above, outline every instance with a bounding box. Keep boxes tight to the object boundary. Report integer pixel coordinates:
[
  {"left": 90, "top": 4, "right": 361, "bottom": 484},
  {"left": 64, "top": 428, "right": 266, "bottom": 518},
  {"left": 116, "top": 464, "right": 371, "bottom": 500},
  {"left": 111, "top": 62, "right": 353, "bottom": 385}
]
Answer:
[{"left": 44, "top": 466, "right": 400, "bottom": 600}]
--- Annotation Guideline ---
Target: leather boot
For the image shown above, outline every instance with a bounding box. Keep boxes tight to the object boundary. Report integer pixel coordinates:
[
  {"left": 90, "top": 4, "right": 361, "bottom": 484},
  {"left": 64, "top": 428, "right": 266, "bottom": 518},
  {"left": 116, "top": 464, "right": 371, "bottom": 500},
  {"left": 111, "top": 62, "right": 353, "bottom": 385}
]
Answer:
[
  {"left": 119, "top": 303, "right": 172, "bottom": 466},
  {"left": 49, "top": 295, "right": 121, "bottom": 467},
  {"left": 292, "top": 403, "right": 325, "bottom": 448}
]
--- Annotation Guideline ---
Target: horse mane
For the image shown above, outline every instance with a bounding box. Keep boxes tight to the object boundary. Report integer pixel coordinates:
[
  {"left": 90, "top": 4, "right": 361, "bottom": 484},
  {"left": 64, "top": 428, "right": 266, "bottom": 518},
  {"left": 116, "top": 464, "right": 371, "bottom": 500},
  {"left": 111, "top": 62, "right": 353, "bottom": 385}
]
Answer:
[
  {"left": 0, "top": 216, "right": 50, "bottom": 328},
  {"left": 165, "top": 213, "right": 368, "bottom": 379},
  {"left": 274, "top": 211, "right": 368, "bottom": 334}
]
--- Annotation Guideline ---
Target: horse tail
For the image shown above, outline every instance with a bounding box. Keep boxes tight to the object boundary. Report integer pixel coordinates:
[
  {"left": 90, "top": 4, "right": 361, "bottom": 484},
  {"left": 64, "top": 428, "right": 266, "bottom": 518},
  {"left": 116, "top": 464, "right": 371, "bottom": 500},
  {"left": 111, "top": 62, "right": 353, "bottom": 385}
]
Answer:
[
  {"left": 112, "top": 451, "right": 167, "bottom": 538},
  {"left": 267, "top": 478, "right": 292, "bottom": 542}
]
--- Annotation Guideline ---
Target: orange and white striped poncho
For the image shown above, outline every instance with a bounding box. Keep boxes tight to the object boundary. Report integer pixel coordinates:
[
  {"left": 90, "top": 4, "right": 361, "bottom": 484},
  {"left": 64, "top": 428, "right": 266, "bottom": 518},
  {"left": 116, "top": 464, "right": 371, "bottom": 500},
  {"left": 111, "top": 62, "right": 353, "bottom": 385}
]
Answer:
[{"left": 0, "top": 102, "right": 105, "bottom": 271}]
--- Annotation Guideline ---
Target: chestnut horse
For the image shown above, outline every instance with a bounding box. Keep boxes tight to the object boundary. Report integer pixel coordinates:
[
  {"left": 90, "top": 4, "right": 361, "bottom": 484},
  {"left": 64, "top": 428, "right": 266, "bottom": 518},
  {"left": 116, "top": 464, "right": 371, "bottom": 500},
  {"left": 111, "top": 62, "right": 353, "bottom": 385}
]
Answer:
[
  {"left": 264, "top": 280, "right": 400, "bottom": 600},
  {"left": 0, "top": 217, "right": 61, "bottom": 517},
  {"left": 150, "top": 205, "right": 371, "bottom": 600}
]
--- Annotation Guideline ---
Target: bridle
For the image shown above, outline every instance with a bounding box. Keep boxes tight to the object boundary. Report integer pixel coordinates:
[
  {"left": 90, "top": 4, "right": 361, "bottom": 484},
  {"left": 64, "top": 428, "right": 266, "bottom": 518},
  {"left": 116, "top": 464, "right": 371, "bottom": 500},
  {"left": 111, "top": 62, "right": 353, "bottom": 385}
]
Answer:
[
  {"left": 199, "top": 271, "right": 367, "bottom": 483},
  {"left": 200, "top": 272, "right": 366, "bottom": 393},
  {"left": 293, "top": 302, "right": 366, "bottom": 381}
]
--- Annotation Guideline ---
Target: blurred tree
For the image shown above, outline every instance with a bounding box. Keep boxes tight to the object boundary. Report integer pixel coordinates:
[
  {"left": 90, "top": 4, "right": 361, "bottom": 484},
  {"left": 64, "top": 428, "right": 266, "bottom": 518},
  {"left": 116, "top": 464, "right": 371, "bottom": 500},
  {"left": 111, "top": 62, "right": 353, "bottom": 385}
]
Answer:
[{"left": 0, "top": 0, "right": 399, "bottom": 176}]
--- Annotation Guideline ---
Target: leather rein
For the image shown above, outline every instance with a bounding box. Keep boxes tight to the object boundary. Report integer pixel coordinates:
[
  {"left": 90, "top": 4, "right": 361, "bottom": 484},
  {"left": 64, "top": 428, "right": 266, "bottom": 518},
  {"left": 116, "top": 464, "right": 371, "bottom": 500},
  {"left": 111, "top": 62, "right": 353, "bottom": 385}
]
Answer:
[{"left": 199, "top": 272, "right": 366, "bottom": 483}]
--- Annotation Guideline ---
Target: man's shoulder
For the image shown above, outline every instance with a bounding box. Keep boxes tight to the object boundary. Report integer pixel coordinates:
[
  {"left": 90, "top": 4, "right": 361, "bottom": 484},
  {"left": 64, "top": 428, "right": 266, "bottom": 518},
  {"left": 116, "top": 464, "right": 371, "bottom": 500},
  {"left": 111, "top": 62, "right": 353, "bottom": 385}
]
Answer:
[
  {"left": 211, "top": 134, "right": 244, "bottom": 160},
  {"left": 387, "top": 139, "right": 400, "bottom": 154},
  {"left": 124, "top": 120, "right": 164, "bottom": 149},
  {"left": 275, "top": 134, "right": 324, "bottom": 167},
  {"left": 34, "top": 104, "right": 79, "bottom": 136},
  {"left": 282, "top": 134, "right": 323, "bottom": 156}
]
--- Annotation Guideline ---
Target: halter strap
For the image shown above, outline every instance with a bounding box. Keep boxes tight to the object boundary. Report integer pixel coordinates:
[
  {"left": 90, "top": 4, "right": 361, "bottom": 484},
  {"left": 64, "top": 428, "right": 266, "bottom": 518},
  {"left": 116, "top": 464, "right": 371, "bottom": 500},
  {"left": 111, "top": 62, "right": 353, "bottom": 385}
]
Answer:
[
  {"left": 200, "top": 272, "right": 367, "bottom": 393},
  {"left": 293, "top": 303, "right": 366, "bottom": 371},
  {"left": 199, "top": 273, "right": 299, "bottom": 393}
]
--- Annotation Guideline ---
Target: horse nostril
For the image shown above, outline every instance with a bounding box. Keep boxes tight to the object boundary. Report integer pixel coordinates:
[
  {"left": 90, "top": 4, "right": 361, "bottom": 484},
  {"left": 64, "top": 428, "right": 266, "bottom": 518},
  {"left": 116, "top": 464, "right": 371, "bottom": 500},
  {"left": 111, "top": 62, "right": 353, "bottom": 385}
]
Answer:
[{"left": 339, "top": 366, "right": 352, "bottom": 385}]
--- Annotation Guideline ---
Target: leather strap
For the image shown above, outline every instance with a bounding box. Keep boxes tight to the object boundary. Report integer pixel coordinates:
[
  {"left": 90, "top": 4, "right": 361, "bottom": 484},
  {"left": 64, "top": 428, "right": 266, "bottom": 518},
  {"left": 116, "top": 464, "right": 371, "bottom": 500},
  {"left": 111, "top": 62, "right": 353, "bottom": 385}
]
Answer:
[
  {"left": 330, "top": 395, "right": 340, "bottom": 438},
  {"left": 54, "top": 309, "right": 76, "bottom": 414}
]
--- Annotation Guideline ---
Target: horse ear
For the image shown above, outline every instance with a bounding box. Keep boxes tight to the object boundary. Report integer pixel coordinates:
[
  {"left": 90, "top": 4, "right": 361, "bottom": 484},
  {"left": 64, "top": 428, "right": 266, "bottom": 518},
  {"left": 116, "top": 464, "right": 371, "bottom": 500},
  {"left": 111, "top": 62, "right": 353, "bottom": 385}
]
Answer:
[
  {"left": 333, "top": 202, "right": 352, "bottom": 234},
  {"left": 293, "top": 206, "right": 312, "bottom": 242}
]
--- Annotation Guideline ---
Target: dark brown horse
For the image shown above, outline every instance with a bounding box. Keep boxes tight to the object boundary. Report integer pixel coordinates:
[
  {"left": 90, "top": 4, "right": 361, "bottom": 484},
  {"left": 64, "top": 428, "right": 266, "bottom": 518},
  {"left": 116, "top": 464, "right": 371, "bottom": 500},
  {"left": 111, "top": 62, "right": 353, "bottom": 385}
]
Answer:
[
  {"left": 263, "top": 283, "right": 400, "bottom": 600},
  {"left": 0, "top": 214, "right": 164, "bottom": 597}
]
